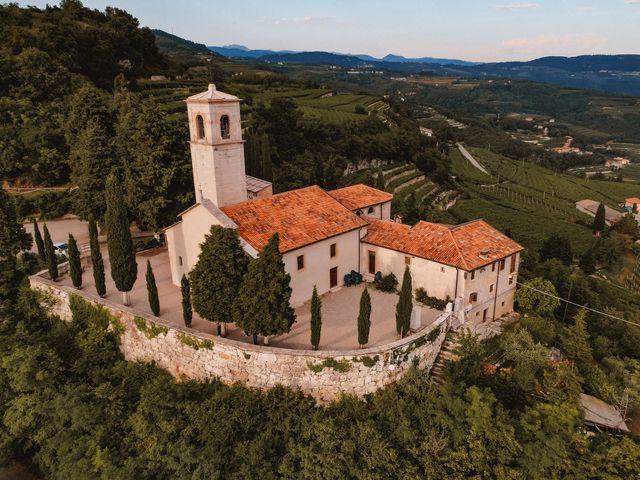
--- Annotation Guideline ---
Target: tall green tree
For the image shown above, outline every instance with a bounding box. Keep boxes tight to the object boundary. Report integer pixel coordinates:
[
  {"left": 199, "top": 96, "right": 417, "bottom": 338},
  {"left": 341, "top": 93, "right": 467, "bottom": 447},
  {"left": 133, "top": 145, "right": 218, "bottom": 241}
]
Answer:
[
  {"left": 190, "top": 226, "right": 249, "bottom": 336},
  {"left": 146, "top": 260, "right": 159, "bottom": 316},
  {"left": 310, "top": 286, "right": 322, "bottom": 350},
  {"left": 579, "top": 249, "right": 596, "bottom": 275},
  {"left": 358, "top": 287, "right": 372, "bottom": 348},
  {"left": 593, "top": 203, "right": 606, "bottom": 234},
  {"left": 104, "top": 175, "right": 137, "bottom": 305},
  {"left": 181, "top": 274, "right": 192, "bottom": 328},
  {"left": 539, "top": 233, "right": 573, "bottom": 265},
  {"left": 32, "top": 218, "right": 45, "bottom": 261},
  {"left": 0, "top": 189, "right": 32, "bottom": 302},
  {"left": 562, "top": 309, "right": 593, "bottom": 367},
  {"left": 88, "top": 218, "right": 106, "bottom": 297},
  {"left": 42, "top": 224, "right": 58, "bottom": 281},
  {"left": 234, "top": 233, "right": 295, "bottom": 344},
  {"left": 396, "top": 266, "right": 413, "bottom": 338},
  {"left": 515, "top": 277, "right": 561, "bottom": 318},
  {"left": 123, "top": 99, "right": 178, "bottom": 232},
  {"left": 69, "top": 119, "right": 115, "bottom": 221},
  {"left": 67, "top": 233, "right": 82, "bottom": 289}
]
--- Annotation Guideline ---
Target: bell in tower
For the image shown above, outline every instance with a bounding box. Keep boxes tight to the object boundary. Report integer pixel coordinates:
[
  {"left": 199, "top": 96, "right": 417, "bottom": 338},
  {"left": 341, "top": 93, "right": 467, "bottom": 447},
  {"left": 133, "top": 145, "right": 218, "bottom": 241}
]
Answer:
[{"left": 186, "top": 84, "right": 247, "bottom": 207}]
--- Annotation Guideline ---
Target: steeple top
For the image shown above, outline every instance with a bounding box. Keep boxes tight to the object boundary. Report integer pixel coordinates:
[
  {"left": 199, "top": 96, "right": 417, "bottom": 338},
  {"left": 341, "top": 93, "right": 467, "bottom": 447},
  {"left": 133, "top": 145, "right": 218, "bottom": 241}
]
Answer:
[{"left": 186, "top": 83, "right": 239, "bottom": 103}]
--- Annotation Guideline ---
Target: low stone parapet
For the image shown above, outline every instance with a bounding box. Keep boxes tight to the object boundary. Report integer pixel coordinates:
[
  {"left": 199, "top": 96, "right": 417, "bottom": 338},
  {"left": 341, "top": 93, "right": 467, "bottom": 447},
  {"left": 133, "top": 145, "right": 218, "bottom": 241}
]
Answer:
[{"left": 30, "top": 271, "right": 449, "bottom": 403}]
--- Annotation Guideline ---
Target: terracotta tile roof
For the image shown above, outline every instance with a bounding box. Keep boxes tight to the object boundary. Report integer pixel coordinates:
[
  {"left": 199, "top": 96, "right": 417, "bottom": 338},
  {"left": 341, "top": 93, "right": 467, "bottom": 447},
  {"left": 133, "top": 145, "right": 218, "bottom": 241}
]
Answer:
[
  {"left": 328, "top": 184, "right": 393, "bottom": 211},
  {"left": 626, "top": 197, "right": 640, "bottom": 205},
  {"left": 362, "top": 218, "right": 523, "bottom": 271},
  {"left": 221, "top": 186, "right": 367, "bottom": 253}
]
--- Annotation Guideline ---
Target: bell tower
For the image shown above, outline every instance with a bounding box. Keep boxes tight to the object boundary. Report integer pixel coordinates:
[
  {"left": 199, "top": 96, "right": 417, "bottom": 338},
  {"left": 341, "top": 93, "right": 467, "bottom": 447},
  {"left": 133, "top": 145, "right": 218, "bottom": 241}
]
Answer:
[{"left": 186, "top": 84, "right": 247, "bottom": 207}]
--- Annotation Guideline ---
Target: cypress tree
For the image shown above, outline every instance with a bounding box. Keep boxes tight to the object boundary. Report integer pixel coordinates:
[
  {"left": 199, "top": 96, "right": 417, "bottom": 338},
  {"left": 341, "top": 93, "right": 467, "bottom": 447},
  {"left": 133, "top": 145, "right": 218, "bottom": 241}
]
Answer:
[
  {"left": 396, "top": 266, "right": 413, "bottom": 338},
  {"left": 190, "top": 225, "right": 249, "bottom": 336},
  {"left": 0, "top": 189, "right": 32, "bottom": 302},
  {"left": 310, "top": 286, "right": 322, "bottom": 350},
  {"left": 67, "top": 233, "right": 82, "bottom": 289},
  {"left": 89, "top": 218, "right": 106, "bottom": 297},
  {"left": 579, "top": 249, "right": 596, "bottom": 275},
  {"left": 358, "top": 287, "right": 372, "bottom": 348},
  {"left": 260, "top": 134, "right": 273, "bottom": 182},
  {"left": 375, "top": 168, "right": 385, "bottom": 190},
  {"left": 105, "top": 175, "right": 137, "bottom": 305},
  {"left": 234, "top": 233, "right": 295, "bottom": 344},
  {"left": 593, "top": 203, "right": 606, "bottom": 234},
  {"left": 32, "top": 218, "right": 45, "bottom": 261},
  {"left": 146, "top": 260, "right": 159, "bottom": 316},
  {"left": 42, "top": 224, "right": 58, "bottom": 281},
  {"left": 181, "top": 274, "right": 192, "bottom": 328}
]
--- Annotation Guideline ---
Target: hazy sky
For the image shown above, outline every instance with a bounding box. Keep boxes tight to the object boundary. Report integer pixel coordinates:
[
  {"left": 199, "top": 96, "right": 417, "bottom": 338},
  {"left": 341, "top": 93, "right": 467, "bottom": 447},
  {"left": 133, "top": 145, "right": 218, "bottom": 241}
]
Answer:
[{"left": 20, "top": 1, "right": 640, "bottom": 62}]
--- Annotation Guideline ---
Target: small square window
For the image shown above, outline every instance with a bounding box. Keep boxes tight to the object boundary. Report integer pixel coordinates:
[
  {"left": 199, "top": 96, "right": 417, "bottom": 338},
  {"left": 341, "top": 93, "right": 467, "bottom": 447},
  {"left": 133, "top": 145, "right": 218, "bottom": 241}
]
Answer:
[
  {"left": 469, "top": 292, "right": 478, "bottom": 303},
  {"left": 476, "top": 312, "right": 479, "bottom": 317},
  {"left": 489, "top": 284, "right": 494, "bottom": 293},
  {"left": 178, "top": 256, "right": 183, "bottom": 266},
  {"left": 492, "top": 262, "right": 496, "bottom": 272},
  {"left": 405, "top": 256, "right": 411, "bottom": 265},
  {"left": 441, "top": 266, "right": 445, "bottom": 273},
  {"left": 501, "top": 301, "right": 505, "bottom": 307},
  {"left": 471, "top": 271, "right": 475, "bottom": 280},
  {"left": 330, "top": 243, "right": 337, "bottom": 258},
  {"left": 297, "top": 255, "right": 305, "bottom": 270},
  {"left": 500, "top": 259, "right": 506, "bottom": 271},
  {"left": 509, "top": 276, "right": 514, "bottom": 285}
]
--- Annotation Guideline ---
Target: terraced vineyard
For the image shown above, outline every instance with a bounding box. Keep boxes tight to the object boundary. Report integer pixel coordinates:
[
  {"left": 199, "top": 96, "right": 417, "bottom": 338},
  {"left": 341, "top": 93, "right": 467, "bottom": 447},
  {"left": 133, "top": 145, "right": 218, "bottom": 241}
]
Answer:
[{"left": 450, "top": 147, "right": 640, "bottom": 254}]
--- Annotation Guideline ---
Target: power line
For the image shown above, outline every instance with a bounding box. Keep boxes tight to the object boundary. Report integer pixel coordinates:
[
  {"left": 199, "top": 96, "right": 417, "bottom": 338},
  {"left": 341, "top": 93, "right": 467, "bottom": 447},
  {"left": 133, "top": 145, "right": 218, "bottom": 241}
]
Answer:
[{"left": 516, "top": 281, "right": 640, "bottom": 329}]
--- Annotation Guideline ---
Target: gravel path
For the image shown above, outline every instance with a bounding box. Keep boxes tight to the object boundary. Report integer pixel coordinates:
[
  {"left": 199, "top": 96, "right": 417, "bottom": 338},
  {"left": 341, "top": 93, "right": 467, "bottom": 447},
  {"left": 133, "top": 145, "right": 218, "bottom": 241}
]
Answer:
[{"left": 457, "top": 143, "right": 489, "bottom": 174}]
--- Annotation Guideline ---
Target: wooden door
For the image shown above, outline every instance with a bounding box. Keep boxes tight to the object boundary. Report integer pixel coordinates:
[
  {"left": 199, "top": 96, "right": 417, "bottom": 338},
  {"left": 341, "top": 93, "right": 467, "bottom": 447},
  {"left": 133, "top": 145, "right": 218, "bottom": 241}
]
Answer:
[
  {"left": 368, "top": 251, "right": 376, "bottom": 274},
  {"left": 482, "top": 309, "right": 488, "bottom": 323},
  {"left": 330, "top": 267, "right": 338, "bottom": 288}
]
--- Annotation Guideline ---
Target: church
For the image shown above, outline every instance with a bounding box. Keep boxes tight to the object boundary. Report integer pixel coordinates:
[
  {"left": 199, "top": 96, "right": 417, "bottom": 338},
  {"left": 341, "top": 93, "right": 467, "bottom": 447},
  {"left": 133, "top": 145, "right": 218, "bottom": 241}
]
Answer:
[{"left": 165, "top": 84, "right": 523, "bottom": 324}]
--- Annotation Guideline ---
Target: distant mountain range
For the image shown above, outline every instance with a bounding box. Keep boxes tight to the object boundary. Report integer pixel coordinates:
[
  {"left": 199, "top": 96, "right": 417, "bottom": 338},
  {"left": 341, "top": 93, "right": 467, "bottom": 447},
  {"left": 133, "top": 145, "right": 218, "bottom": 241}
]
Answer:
[
  {"left": 153, "top": 33, "right": 640, "bottom": 96},
  {"left": 209, "top": 45, "right": 479, "bottom": 67}
]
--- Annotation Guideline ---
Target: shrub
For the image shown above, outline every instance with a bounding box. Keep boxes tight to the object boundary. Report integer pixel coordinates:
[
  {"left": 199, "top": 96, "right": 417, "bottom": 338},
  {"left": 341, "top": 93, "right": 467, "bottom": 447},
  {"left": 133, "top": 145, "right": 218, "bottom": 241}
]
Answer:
[
  {"left": 415, "top": 287, "right": 449, "bottom": 310},
  {"left": 375, "top": 272, "right": 398, "bottom": 292}
]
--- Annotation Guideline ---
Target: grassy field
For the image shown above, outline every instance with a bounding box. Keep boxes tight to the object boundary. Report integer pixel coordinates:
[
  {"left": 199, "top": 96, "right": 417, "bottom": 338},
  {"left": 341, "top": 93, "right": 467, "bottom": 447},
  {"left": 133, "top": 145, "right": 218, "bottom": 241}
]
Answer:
[
  {"left": 138, "top": 79, "right": 381, "bottom": 125},
  {"left": 449, "top": 146, "right": 640, "bottom": 255}
]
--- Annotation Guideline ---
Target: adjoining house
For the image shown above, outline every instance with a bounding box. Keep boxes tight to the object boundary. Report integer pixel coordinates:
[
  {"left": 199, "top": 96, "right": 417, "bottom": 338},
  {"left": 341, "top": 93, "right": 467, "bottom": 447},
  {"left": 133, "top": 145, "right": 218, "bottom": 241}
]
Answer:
[
  {"left": 164, "top": 84, "right": 523, "bottom": 324},
  {"left": 575, "top": 199, "right": 623, "bottom": 226},
  {"left": 624, "top": 197, "right": 640, "bottom": 211},
  {"left": 605, "top": 157, "right": 630, "bottom": 169}
]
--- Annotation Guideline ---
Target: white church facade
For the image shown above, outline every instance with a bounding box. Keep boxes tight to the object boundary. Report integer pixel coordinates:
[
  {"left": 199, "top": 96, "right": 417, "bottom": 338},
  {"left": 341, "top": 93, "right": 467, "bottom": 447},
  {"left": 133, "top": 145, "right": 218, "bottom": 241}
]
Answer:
[{"left": 165, "top": 84, "right": 523, "bottom": 323}]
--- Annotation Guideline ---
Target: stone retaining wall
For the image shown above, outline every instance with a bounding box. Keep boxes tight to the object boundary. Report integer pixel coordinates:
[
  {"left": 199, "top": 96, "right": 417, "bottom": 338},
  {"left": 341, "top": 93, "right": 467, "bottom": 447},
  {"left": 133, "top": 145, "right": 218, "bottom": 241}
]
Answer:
[{"left": 30, "top": 273, "right": 449, "bottom": 403}]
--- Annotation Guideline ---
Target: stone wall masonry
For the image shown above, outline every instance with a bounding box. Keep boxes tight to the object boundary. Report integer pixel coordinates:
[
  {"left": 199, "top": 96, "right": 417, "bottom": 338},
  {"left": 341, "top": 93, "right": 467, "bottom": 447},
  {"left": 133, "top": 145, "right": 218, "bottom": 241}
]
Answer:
[{"left": 30, "top": 272, "right": 450, "bottom": 404}]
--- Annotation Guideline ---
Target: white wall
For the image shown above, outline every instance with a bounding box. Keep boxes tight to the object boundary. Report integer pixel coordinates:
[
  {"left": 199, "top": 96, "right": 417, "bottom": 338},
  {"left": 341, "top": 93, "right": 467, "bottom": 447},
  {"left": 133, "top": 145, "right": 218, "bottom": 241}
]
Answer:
[
  {"left": 285, "top": 229, "right": 363, "bottom": 306},
  {"left": 354, "top": 201, "right": 392, "bottom": 220},
  {"left": 165, "top": 205, "right": 223, "bottom": 285},
  {"left": 360, "top": 244, "right": 520, "bottom": 322}
]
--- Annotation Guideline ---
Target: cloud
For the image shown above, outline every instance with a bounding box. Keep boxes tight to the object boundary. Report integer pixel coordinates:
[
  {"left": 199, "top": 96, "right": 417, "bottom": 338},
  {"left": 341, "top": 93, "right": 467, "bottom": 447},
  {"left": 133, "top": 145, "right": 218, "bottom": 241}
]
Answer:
[
  {"left": 493, "top": 3, "right": 540, "bottom": 11},
  {"left": 501, "top": 33, "right": 608, "bottom": 57},
  {"left": 259, "top": 16, "right": 335, "bottom": 27}
]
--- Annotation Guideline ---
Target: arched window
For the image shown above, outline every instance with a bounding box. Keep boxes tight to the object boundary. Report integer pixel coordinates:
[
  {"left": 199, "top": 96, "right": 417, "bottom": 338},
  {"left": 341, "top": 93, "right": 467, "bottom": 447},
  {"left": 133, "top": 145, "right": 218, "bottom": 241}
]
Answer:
[
  {"left": 196, "top": 115, "right": 205, "bottom": 139},
  {"left": 367, "top": 206, "right": 375, "bottom": 214},
  {"left": 220, "top": 115, "right": 230, "bottom": 139}
]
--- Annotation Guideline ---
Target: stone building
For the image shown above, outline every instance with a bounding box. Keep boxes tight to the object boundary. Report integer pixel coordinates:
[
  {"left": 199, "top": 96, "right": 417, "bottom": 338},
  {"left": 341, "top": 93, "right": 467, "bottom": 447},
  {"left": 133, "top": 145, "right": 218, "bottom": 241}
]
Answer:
[{"left": 165, "top": 85, "right": 522, "bottom": 323}]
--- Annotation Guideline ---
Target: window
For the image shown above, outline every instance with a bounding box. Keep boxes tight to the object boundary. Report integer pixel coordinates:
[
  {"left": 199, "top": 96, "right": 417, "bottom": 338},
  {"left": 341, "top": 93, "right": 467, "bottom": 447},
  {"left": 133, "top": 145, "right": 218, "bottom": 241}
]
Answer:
[
  {"left": 470, "top": 270, "right": 475, "bottom": 280},
  {"left": 297, "top": 255, "right": 305, "bottom": 270},
  {"left": 368, "top": 206, "right": 375, "bottom": 214},
  {"left": 368, "top": 251, "right": 376, "bottom": 274},
  {"left": 500, "top": 259, "right": 506, "bottom": 271},
  {"left": 330, "top": 243, "right": 337, "bottom": 258},
  {"left": 405, "top": 256, "right": 411, "bottom": 265},
  {"left": 509, "top": 276, "right": 514, "bottom": 285},
  {"left": 469, "top": 292, "right": 478, "bottom": 303},
  {"left": 178, "top": 256, "right": 183, "bottom": 266},
  {"left": 441, "top": 266, "right": 445, "bottom": 273},
  {"left": 501, "top": 301, "right": 505, "bottom": 307},
  {"left": 492, "top": 262, "right": 496, "bottom": 272},
  {"left": 510, "top": 254, "right": 517, "bottom": 273},
  {"left": 489, "top": 284, "right": 494, "bottom": 293},
  {"left": 220, "top": 115, "right": 230, "bottom": 139},
  {"left": 196, "top": 115, "right": 205, "bottom": 139},
  {"left": 356, "top": 209, "right": 363, "bottom": 216}
]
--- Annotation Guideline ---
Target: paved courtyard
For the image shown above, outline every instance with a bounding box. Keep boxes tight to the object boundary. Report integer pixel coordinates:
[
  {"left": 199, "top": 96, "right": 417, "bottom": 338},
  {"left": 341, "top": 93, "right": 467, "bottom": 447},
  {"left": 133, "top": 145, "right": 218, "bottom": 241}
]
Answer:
[{"left": 55, "top": 248, "right": 443, "bottom": 351}]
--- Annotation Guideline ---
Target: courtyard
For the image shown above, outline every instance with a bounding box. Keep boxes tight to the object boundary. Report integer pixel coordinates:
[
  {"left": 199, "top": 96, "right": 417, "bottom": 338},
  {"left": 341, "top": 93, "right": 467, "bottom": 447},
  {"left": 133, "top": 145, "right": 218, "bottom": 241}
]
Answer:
[{"left": 55, "top": 247, "right": 443, "bottom": 351}]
